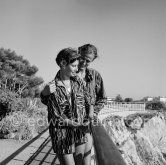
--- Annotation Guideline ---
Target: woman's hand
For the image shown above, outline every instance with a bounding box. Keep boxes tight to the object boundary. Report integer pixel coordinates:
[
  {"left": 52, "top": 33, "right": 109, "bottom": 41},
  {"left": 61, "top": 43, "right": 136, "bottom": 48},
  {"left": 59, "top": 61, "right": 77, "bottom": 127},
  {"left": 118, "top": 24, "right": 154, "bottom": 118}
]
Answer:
[{"left": 42, "top": 83, "right": 56, "bottom": 96}]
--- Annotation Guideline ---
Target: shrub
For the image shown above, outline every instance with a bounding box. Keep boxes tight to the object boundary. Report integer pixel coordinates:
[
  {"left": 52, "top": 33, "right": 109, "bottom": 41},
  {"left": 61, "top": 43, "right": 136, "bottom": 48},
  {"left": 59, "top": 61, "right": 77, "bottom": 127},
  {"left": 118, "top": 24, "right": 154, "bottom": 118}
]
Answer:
[
  {"left": 124, "top": 98, "right": 133, "bottom": 102},
  {"left": 146, "top": 100, "right": 166, "bottom": 111},
  {"left": 0, "top": 98, "right": 48, "bottom": 140},
  {"left": 0, "top": 89, "right": 19, "bottom": 118}
]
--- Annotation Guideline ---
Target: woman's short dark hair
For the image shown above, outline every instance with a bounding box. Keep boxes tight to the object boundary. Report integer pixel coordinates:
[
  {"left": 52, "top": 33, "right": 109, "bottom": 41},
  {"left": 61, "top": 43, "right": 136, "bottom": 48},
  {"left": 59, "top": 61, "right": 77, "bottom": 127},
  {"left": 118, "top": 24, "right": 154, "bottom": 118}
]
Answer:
[
  {"left": 56, "top": 48, "right": 80, "bottom": 66},
  {"left": 78, "top": 44, "right": 98, "bottom": 60}
]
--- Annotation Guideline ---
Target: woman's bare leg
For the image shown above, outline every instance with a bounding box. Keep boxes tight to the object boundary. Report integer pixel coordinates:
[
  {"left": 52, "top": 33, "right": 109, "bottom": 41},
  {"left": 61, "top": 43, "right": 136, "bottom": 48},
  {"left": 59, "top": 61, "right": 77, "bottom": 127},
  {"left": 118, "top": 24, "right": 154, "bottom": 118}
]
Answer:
[
  {"left": 83, "top": 133, "right": 93, "bottom": 165},
  {"left": 57, "top": 153, "right": 75, "bottom": 165},
  {"left": 74, "top": 142, "right": 86, "bottom": 165}
]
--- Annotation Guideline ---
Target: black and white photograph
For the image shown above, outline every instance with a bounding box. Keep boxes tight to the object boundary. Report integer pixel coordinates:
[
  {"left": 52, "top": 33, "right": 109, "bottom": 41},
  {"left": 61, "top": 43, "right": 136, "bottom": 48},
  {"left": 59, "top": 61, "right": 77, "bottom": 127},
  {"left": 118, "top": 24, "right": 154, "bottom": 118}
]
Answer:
[{"left": 0, "top": 0, "right": 166, "bottom": 165}]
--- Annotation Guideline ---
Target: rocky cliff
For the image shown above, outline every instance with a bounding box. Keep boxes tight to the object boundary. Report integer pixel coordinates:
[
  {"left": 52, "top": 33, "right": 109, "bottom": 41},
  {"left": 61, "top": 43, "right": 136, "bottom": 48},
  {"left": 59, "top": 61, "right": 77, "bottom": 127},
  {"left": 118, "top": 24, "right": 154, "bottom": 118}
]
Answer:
[{"left": 102, "top": 111, "right": 166, "bottom": 165}]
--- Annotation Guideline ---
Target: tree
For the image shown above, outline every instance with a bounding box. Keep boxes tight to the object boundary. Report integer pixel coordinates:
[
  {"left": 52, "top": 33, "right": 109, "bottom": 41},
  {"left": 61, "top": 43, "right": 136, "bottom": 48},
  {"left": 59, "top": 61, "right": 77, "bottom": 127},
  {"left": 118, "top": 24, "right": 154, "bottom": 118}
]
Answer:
[
  {"left": 146, "top": 100, "right": 166, "bottom": 110},
  {"left": 124, "top": 98, "right": 133, "bottom": 102},
  {"left": 114, "top": 94, "right": 123, "bottom": 102},
  {"left": 0, "top": 48, "right": 44, "bottom": 97}
]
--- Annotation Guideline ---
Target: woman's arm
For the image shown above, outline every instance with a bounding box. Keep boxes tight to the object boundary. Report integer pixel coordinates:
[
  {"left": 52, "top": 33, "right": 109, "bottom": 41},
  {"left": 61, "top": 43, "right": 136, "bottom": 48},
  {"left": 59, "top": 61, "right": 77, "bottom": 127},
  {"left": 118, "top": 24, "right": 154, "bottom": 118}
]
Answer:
[
  {"left": 40, "top": 81, "right": 56, "bottom": 105},
  {"left": 48, "top": 93, "right": 83, "bottom": 129}
]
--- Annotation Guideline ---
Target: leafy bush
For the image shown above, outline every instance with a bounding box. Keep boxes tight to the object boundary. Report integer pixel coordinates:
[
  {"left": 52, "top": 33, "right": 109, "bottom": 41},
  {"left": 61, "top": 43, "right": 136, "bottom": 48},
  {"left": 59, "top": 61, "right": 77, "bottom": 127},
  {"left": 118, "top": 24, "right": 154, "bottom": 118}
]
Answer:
[
  {"left": 124, "top": 98, "right": 133, "bottom": 102},
  {"left": 0, "top": 108, "right": 48, "bottom": 140},
  {"left": 0, "top": 89, "right": 18, "bottom": 118},
  {"left": 0, "top": 89, "right": 29, "bottom": 119},
  {"left": 146, "top": 100, "right": 166, "bottom": 111},
  {"left": 0, "top": 97, "right": 48, "bottom": 140}
]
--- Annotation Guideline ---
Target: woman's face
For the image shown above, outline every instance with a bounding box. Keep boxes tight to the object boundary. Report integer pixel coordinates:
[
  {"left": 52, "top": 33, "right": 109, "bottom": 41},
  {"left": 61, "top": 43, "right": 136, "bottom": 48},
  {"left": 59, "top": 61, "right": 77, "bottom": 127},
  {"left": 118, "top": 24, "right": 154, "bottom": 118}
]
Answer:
[
  {"left": 64, "top": 60, "right": 79, "bottom": 77},
  {"left": 79, "top": 53, "right": 95, "bottom": 70}
]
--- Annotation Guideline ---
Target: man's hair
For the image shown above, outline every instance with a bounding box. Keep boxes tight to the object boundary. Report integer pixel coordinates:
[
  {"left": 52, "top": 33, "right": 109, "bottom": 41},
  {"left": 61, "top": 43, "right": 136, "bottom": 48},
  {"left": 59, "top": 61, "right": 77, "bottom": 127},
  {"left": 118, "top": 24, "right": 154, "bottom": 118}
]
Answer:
[
  {"left": 55, "top": 48, "right": 80, "bottom": 66},
  {"left": 78, "top": 44, "right": 98, "bottom": 60}
]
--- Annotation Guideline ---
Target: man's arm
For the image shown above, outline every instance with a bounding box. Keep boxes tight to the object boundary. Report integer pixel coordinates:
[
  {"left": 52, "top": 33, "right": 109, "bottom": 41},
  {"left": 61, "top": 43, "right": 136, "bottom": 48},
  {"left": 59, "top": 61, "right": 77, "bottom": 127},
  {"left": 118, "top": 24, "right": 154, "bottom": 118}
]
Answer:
[{"left": 94, "top": 72, "right": 107, "bottom": 115}]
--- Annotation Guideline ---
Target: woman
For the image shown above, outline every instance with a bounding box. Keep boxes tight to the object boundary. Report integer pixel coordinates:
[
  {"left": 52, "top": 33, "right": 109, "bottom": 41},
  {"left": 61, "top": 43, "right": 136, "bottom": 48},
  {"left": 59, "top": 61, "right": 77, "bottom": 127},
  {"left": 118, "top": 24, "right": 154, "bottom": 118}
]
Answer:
[
  {"left": 77, "top": 44, "right": 107, "bottom": 165},
  {"left": 40, "top": 48, "right": 91, "bottom": 165}
]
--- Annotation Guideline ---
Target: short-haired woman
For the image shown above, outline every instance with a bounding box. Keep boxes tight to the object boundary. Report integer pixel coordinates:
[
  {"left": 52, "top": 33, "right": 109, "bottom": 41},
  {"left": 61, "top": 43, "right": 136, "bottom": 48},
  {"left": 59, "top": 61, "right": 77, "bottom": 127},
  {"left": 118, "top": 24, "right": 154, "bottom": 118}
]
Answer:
[{"left": 41, "top": 48, "right": 91, "bottom": 165}]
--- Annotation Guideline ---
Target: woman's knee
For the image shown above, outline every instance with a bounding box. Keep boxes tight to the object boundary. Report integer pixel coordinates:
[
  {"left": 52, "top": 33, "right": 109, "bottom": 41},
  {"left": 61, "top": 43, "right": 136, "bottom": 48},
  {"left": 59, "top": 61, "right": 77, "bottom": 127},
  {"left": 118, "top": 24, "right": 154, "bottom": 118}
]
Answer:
[
  {"left": 85, "top": 133, "right": 93, "bottom": 150},
  {"left": 57, "top": 153, "right": 75, "bottom": 165}
]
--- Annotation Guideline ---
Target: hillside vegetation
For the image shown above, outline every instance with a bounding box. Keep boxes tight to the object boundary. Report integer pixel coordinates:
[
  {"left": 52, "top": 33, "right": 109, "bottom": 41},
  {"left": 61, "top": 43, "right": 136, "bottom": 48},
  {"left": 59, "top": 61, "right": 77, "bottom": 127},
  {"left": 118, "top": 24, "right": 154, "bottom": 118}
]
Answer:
[{"left": 0, "top": 48, "right": 47, "bottom": 140}]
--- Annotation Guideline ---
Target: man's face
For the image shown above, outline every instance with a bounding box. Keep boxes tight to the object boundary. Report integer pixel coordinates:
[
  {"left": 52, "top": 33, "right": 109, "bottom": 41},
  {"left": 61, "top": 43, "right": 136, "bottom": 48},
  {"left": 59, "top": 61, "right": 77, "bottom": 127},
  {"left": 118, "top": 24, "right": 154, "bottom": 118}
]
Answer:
[{"left": 79, "top": 53, "right": 95, "bottom": 70}]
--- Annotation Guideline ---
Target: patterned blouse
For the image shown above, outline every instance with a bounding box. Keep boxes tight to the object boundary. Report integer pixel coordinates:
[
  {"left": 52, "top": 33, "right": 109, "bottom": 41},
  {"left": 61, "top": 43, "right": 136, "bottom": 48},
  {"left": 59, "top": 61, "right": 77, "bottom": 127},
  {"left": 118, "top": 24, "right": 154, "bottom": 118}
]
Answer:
[{"left": 40, "top": 71, "right": 91, "bottom": 154}]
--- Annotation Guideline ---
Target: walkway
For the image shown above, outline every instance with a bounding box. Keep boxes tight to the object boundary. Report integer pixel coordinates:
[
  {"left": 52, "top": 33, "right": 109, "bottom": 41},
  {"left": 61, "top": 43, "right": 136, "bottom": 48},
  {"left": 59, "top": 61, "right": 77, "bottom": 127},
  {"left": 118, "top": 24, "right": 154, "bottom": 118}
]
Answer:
[
  {"left": 1, "top": 103, "right": 141, "bottom": 165},
  {"left": 0, "top": 129, "right": 96, "bottom": 165}
]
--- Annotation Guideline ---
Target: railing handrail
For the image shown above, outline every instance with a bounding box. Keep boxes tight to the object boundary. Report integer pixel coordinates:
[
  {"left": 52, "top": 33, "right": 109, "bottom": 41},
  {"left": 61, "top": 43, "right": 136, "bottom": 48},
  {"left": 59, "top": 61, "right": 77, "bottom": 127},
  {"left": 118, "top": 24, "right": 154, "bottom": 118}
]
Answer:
[
  {"left": 91, "top": 120, "right": 127, "bottom": 165},
  {"left": 106, "top": 101, "right": 145, "bottom": 104},
  {"left": 103, "top": 102, "right": 146, "bottom": 112}
]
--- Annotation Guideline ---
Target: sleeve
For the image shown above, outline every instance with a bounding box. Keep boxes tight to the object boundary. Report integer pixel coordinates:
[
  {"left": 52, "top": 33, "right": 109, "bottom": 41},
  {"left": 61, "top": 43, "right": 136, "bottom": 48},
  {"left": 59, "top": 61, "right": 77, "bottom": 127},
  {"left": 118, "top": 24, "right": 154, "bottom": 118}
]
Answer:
[
  {"left": 83, "top": 84, "right": 92, "bottom": 119},
  {"left": 40, "top": 80, "right": 55, "bottom": 105},
  {"left": 76, "top": 77, "right": 92, "bottom": 117},
  {"left": 47, "top": 93, "right": 68, "bottom": 122},
  {"left": 83, "top": 85, "right": 92, "bottom": 106},
  {"left": 94, "top": 72, "right": 107, "bottom": 115},
  {"left": 82, "top": 80, "right": 93, "bottom": 108},
  {"left": 40, "top": 85, "right": 68, "bottom": 126},
  {"left": 76, "top": 76, "right": 92, "bottom": 106},
  {"left": 40, "top": 91, "right": 50, "bottom": 105}
]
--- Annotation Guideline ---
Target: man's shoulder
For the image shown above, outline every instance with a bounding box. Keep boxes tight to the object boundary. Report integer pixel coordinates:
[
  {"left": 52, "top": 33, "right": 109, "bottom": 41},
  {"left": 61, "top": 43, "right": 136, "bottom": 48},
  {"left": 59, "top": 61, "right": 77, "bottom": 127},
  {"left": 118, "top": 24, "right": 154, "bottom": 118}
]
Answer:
[{"left": 87, "top": 68, "right": 101, "bottom": 77}]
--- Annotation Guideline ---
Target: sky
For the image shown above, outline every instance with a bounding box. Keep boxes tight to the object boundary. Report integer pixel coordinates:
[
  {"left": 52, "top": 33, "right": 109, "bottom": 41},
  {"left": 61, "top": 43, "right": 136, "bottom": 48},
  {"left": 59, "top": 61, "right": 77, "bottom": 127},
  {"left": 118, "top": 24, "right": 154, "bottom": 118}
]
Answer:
[{"left": 0, "top": 0, "right": 165, "bottom": 100}]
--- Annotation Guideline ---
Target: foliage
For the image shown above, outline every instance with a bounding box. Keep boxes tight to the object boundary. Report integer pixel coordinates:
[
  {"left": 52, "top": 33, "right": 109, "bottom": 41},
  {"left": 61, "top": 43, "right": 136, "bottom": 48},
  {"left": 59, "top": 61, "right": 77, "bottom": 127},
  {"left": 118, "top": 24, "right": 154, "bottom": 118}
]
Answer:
[
  {"left": 0, "top": 47, "right": 44, "bottom": 98},
  {"left": 125, "top": 112, "right": 157, "bottom": 122},
  {"left": 0, "top": 48, "right": 47, "bottom": 140},
  {"left": 0, "top": 89, "right": 32, "bottom": 118},
  {"left": 0, "top": 89, "right": 19, "bottom": 118},
  {"left": 0, "top": 98, "right": 48, "bottom": 140},
  {"left": 124, "top": 98, "right": 133, "bottom": 102},
  {"left": 114, "top": 94, "right": 123, "bottom": 102},
  {"left": 145, "top": 100, "right": 166, "bottom": 111}
]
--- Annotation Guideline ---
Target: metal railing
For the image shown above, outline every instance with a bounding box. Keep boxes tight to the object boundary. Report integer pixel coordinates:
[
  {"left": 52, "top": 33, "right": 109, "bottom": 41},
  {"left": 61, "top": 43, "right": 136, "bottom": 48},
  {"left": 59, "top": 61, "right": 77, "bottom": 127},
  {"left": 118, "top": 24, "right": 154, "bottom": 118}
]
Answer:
[{"left": 105, "top": 101, "right": 145, "bottom": 112}]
